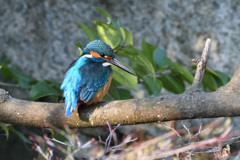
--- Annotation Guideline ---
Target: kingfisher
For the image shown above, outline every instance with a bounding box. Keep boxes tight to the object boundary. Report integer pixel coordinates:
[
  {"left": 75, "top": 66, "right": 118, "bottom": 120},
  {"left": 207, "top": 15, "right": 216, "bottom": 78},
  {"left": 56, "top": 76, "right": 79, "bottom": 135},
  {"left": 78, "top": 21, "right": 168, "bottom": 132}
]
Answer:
[{"left": 61, "top": 40, "right": 136, "bottom": 117}]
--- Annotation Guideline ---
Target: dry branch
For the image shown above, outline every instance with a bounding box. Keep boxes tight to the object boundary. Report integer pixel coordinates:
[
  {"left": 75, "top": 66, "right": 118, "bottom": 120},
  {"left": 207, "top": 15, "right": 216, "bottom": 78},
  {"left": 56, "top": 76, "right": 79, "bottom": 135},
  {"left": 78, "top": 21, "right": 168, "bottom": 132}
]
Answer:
[
  {"left": 191, "top": 38, "right": 211, "bottom": 89},
  {"left": 0, "top": 39, "right": 240, "bottom": 128}
]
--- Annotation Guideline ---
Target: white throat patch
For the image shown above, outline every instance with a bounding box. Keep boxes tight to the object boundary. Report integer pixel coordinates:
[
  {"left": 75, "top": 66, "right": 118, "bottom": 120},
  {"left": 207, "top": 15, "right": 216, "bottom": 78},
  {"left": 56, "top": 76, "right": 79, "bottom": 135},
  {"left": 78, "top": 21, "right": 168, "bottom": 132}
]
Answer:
[
  {"left": 82, "top": 54, "right": 93, "bottom": 58},
  {"left": 102, "top": 62, "right": 112, "bottom": 67}
]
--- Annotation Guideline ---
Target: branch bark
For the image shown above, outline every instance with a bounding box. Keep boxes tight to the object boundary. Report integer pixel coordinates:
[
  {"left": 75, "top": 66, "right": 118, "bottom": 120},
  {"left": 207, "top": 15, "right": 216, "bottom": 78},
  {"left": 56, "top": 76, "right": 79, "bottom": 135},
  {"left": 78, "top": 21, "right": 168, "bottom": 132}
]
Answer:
[
  {"left": 191, "top": 38, "right": 211, "bottom": 89},
  {"left": 0, "top": 39, "right": 239, "bottom": 128}
]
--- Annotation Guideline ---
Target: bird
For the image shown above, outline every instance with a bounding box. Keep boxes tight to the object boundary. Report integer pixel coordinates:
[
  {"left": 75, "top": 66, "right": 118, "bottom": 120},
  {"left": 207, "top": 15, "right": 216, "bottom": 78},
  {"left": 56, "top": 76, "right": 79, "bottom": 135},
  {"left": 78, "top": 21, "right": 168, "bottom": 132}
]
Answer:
[{"left": 61, "top": 40, "right": 136, "bottom": 117}]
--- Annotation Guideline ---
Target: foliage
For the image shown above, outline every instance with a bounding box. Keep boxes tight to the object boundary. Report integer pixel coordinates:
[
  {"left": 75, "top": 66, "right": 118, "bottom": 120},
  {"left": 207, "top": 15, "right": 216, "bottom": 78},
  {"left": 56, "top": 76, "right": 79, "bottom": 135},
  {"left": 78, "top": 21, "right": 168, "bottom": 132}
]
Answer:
[
  {"left": 0, "top": 7, "right": 233, "bottom": 159},
  {"left": 0, "top": 8, "right": 230, "bottom": 102},
  {"left": 75, "top": 8, "right": 230, "bottom": 99}
]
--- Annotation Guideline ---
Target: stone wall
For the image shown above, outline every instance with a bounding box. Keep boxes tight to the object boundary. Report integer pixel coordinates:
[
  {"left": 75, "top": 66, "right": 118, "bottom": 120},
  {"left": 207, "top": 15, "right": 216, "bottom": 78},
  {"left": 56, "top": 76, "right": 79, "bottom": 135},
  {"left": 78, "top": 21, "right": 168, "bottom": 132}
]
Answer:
[{"left": 1, "top": 0, "right": 240, "bottom": 81}]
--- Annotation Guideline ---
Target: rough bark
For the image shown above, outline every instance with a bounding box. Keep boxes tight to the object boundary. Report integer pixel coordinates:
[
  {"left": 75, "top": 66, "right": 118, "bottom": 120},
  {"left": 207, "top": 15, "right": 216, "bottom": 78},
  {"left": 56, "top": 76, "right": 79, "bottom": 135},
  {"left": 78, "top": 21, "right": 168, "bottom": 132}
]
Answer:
[{"left": 0, "top": 39, "right": 239, "bottom": 128}]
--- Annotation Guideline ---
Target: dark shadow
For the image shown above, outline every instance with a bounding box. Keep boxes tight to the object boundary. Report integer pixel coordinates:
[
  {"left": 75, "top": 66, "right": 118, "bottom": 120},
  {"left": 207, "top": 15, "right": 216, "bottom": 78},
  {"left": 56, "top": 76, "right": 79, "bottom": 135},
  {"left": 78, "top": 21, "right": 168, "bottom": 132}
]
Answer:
[{"left": 77, "top": 102, "right": 106, "bottom": 122}]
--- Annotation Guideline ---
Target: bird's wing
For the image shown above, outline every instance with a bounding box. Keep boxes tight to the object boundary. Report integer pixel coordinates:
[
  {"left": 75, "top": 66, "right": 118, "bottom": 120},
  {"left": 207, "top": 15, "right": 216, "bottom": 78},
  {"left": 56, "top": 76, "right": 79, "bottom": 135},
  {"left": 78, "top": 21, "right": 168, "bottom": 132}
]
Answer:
[
  {"left": 61, "top": 57, "right": 111, "bottom": 117},
  {"left": 78, "top": 61, "right": 111, "bottom": 103}
]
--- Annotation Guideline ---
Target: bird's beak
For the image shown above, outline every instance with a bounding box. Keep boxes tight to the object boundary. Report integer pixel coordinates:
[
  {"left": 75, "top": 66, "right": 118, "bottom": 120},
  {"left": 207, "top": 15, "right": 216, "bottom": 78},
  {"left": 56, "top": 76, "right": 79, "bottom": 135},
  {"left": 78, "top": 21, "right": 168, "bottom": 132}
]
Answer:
[{"left": 106, "top": 58, "right": 136, "bottom": 76}]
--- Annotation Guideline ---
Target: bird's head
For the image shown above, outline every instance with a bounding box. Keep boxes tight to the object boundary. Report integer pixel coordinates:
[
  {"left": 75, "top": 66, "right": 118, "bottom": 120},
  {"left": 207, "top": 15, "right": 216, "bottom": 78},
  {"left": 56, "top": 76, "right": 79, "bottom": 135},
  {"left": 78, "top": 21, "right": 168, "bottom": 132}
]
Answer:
[{"left": 81, "top": 40, "right": 136, "bottom": 76}]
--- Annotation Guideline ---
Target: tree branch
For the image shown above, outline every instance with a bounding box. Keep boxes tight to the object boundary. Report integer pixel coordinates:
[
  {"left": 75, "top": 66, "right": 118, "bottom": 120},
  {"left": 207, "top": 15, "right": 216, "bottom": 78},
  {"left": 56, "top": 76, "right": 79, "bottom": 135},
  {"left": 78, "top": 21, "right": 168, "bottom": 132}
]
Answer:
[
  {"left": 191, "top": 38, "right": 211, "bottom": 89},
  {"left": 0, "top": 39, "right": 239, "bottom": 128}
]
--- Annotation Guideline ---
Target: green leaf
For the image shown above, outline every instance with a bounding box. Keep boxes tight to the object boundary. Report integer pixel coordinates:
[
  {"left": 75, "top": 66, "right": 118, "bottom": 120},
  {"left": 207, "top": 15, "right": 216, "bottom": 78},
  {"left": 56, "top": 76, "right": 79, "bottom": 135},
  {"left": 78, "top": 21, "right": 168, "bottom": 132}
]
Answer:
[
  {"left": 206, "top": 68, "right": 230, "bottom": 87},
  {"left": 135, "top": 53, "right": 156, "bottom": 77},
  {"left": 10, "top": 67, "right": 33, "bottom": 89},
  {"left": 8, "top": 126, "right": 32, "bottom": 144},
  {"left": 0, "top": 59, "right": 33, "bottom": 89},
  {"left": 102, "top": 93, "right": 112, "bottom": 101},
  {"left": 114, "top": 20, "right": 123, "bottom": 28},
  {"left": 159, "top": 73, "right": 185, "bottom": 94},
  {"left": 214, "top": 70, "right": 230, "bottom": 85},
  {"left": 116, "top": 46, "right": 139, "bottom": 57},
  {"left": 29, "top": 82, "right": 61, "bottom": 101},
  {"left": 172, "top": 62, "right": 193, "bottom": 84},
  {"left": 0, "top": 55, "right": 11, "bottom": 65},
  {"left": 0, "top": 123, "right": 9, "bottom": 140},
  {"left": 44, "top": 80, "right": 63, "bottom": 94},
  {"left": 96, "top": 22, "right": 121, "bottom": 49},
  {"left": 202, "top": 72, "right": 218, "bottom": 91},
  {"left": 117, "top": 88, "right": 132, "bottom": 99},
  {"left": 132, "top": 63, "right": 149, "bottom": 77},
  {"left": 108, "top": 88, "right": 132, "bottom": 100},
  {"left": 0, "top": 65, "right": 13, "bottom": 81},
  {"left": 76, "top": 22, "right": 95, "bottom": 41},
  {"left": 96, "top": 8, "right": 113, "bottom": 22},
  {"left": 116, "top": 46, "right": 155, "bottom": 77},
  {"left": 142, "top": 39, "right": 157, "bottom": 65},
  {"left": 112, "top": 64, "right": 137, "bottom": 90},
  {"left": 120, "top": 27, "right": 134, "bottom": 45},
  {"left": 153, "top": 48, "right": 172, "bottom": 69},
  {"left": 143, "top": 77, "right": 162, "bottom": 96},
  {"left": 172, "top": 75, "right": 186, "bottom": 89},
  {"left": 108, "top": 88, "right": 121, "bottom": 100}
]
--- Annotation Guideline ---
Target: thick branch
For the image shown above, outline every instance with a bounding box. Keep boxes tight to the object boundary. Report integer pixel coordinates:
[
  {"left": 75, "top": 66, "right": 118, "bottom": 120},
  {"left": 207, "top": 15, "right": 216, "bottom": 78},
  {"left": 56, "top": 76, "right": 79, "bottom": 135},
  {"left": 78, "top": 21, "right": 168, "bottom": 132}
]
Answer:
[
  {"left": 0, "top": 82, "right": 239, "bottom": 128},
  {"left": 0, "top": 39, "right": 239, "bottom": 128}
]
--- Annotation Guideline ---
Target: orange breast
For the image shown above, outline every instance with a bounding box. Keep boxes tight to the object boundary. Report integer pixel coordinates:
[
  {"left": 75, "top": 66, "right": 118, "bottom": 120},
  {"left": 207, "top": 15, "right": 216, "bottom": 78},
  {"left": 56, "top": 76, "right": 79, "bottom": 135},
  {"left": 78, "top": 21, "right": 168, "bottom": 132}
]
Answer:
[{"left": 85, "top": 72, "right": 112, "bottom": 105}]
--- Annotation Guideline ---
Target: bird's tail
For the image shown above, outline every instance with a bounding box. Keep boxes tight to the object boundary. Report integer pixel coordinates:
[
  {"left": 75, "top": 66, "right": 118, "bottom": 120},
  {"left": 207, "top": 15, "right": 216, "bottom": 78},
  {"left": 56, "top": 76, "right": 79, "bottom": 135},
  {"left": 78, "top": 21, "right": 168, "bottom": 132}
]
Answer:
[{"left": 61, "top": 68, "right": 81, "bottom": 117}]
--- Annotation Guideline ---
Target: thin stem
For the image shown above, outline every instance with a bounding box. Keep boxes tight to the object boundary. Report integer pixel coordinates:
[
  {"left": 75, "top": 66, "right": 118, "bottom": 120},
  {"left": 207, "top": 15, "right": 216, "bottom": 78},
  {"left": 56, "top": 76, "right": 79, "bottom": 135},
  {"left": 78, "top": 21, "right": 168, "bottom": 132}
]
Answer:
[{"left": 191, "top": 38, "right": 211, "bottom": 89}]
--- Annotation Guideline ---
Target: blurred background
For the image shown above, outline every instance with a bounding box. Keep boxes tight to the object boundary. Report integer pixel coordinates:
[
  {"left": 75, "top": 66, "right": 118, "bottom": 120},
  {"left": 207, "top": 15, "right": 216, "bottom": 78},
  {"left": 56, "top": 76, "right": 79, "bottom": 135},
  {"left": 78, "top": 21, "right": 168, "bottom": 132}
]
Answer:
[{"left": 1, "top": 0, "right": 240, "bottom": 159}]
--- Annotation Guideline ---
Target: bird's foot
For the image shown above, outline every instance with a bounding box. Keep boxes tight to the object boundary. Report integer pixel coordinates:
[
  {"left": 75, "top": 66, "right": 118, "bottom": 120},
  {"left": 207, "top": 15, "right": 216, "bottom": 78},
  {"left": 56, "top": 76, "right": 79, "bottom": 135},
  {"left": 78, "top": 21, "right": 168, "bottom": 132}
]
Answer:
[{"left": 94, "top": 100, "right": 104, "bottom": 104}]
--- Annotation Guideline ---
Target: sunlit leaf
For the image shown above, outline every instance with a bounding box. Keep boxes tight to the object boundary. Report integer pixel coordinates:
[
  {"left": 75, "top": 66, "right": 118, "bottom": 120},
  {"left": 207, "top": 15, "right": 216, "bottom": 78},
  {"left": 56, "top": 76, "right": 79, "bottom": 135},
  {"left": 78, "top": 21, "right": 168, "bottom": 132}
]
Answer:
[
  {"left": 29, "top": 82, "right": 61, "bottom": 101},
  {"left": 96, "top": 22, "right": 121, "bottom": 49},
  {"left": 120, "top": 27, "right": 134, "bottom": 45},
  {"left": 76, "top": 22, "right": 95, "bottom": 41},
  {"left": 172, "top": 62, "right": 193, "bottom": 84},
  {"left": 135, "top": 53, "right": 156, "bottom": 77},
  {"left": 112, "top": 64, "right": 137, "bottom": 90},
  {"left": 116, "top": 46, "right": 139, "bottom": 57},
  {"left": 205, "top": 67, "right": 219, "bottom": 77},
  {"left": 117, "top": 46, "right": 155, "bottom": 77}
]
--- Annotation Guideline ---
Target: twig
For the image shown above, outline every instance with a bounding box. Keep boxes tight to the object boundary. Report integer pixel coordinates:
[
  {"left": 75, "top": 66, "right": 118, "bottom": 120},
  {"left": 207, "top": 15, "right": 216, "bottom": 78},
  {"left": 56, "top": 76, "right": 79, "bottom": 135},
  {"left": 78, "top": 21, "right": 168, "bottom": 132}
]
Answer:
[
  {"left": 181, "top": 122, "right": 191, "bottom": 140},
  {"left": 158, "top": 121, "right": 183, "bottom": 146},
  {"left": 191, "top": 38, "right": 211, "bottom": 89},
  {"left": 0, "top": 82, "right": 20, "bottom": 88}
]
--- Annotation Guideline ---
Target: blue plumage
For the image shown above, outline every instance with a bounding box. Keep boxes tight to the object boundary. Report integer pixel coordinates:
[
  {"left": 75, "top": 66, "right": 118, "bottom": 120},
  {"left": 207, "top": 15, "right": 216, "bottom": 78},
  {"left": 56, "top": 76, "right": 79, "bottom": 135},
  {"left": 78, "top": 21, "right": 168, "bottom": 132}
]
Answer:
[{"left": 61, "top": 40, "right": 136, "bottom": 117}]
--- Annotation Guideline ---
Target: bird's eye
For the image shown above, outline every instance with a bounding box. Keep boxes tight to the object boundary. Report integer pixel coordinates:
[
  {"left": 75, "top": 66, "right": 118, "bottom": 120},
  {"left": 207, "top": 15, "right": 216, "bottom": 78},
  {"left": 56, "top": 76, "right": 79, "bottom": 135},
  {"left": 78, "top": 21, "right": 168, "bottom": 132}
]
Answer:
[{"left": 100, "top": 53, "right": 105, "bottom": 57}]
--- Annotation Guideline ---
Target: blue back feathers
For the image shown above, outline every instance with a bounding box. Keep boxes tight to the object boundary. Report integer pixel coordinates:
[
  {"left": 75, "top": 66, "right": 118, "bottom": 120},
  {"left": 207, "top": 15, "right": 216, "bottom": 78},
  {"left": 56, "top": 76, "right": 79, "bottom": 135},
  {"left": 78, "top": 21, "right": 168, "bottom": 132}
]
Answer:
[{"left": 61, "top": 40, "right": 114, "bottom": 117}]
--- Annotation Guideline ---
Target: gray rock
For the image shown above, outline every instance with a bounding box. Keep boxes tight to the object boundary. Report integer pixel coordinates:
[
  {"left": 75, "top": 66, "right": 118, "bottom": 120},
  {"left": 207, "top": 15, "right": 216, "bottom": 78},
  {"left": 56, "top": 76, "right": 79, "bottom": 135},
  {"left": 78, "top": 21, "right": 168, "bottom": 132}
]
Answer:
[{"left": 1, "top": 0, "right": 239, "bottom": 83}]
